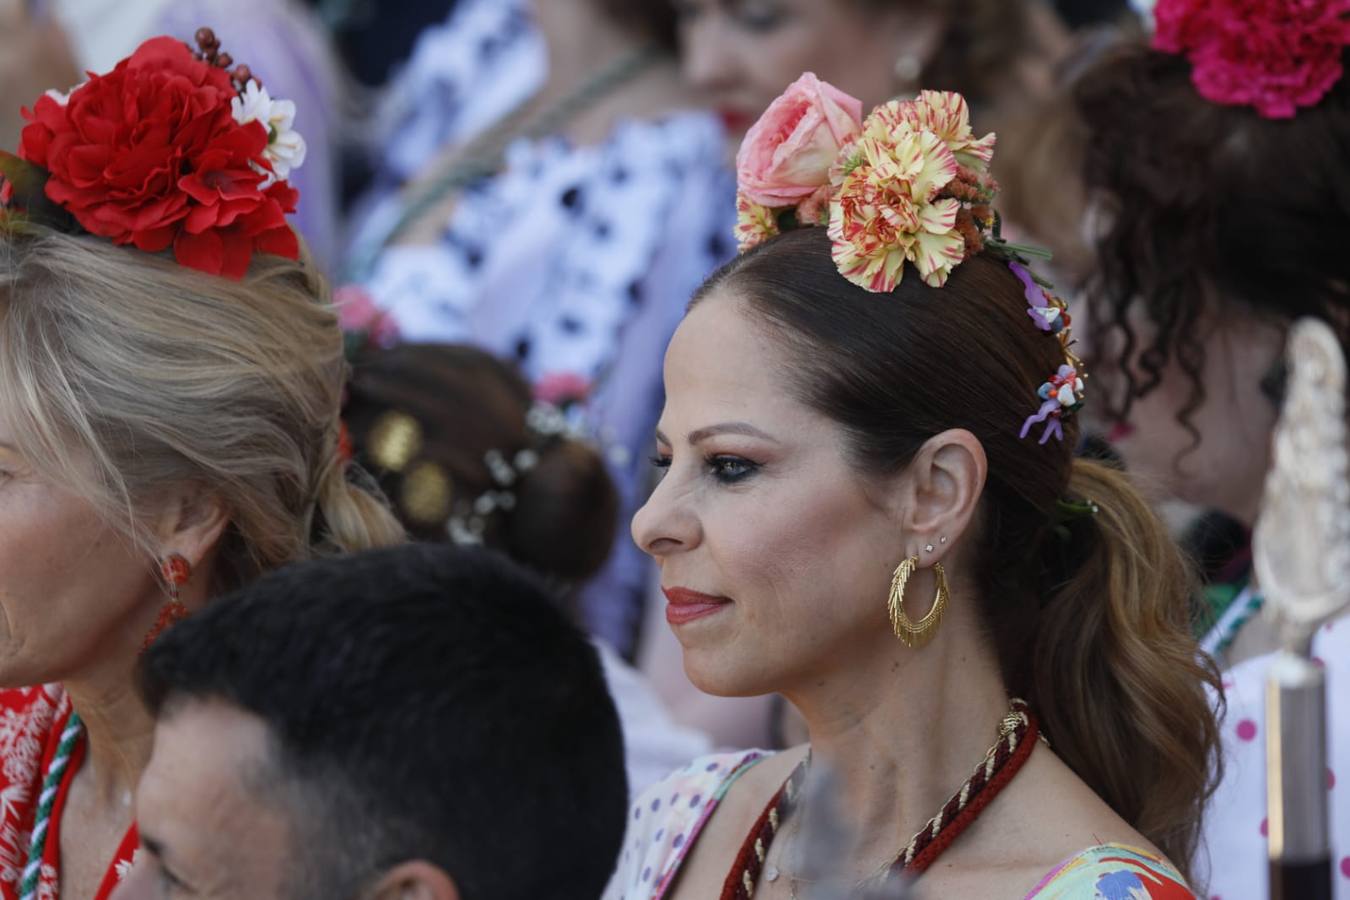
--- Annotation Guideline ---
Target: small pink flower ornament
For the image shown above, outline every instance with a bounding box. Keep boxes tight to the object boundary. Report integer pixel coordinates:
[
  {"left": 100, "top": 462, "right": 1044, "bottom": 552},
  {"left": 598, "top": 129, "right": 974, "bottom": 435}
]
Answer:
[{"left": 1021, "top": 365, "right": 1087, "bottom": 446}]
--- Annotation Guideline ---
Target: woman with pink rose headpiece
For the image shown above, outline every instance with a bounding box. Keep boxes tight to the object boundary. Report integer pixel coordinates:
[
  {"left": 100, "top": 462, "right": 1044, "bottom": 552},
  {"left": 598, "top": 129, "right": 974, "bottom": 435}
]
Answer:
[{"left": 603, "top": 74, "right": 1217, "bottom": 900}]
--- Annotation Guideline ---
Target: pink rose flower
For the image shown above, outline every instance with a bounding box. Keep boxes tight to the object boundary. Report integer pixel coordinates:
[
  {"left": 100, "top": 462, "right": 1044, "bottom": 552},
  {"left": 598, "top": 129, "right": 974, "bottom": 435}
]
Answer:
[{"left": 736, "top": 72, "right": 864, "bottom": 209}]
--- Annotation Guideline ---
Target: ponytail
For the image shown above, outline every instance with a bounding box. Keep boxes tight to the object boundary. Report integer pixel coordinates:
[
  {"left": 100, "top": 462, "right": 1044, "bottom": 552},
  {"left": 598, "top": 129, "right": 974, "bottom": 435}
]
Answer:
[
  {"left": 313, "top": 458, "right": 407, "bottom": 555},
  {"left": 1031, "top": 458, "right": 1222, "bottom": 877}
]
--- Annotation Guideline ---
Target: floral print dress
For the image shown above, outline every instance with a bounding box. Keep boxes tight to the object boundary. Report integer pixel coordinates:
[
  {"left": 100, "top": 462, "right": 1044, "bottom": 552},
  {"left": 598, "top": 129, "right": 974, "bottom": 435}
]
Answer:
[
  {"left": 0, "top": 686, "right": 136, "bottom": 900},
  {"left": 605, "top": 752, "right": 1195, "bottom": 900}
]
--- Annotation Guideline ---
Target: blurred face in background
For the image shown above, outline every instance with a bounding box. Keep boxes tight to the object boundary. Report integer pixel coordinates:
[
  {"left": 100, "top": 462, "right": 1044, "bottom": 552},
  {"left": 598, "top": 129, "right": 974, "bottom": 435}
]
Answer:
[
  {"left": 672, "top": 0, "right": 935, "bottom": 139},
  {"left": 1092, "top": 302, "right": 1285, "bottom": 526}
]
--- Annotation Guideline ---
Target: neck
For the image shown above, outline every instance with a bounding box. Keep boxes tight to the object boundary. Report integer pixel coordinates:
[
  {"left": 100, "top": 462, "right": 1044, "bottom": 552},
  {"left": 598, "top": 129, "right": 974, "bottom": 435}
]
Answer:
[
  {"left": 784, "top": 606, "right": 1011, "bottom": 876},
  {"left": 62, "top": 654, "right": 156, "bottom": 807},
  {"left": 531, "top": 0, "right": 647, "bottom": 95}
]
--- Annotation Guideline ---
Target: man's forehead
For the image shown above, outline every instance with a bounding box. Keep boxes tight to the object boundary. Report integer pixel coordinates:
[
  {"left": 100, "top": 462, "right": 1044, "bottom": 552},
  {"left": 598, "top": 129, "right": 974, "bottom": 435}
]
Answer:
[{"left": 137, "top": 699, "right": 292, "bottom": 890}]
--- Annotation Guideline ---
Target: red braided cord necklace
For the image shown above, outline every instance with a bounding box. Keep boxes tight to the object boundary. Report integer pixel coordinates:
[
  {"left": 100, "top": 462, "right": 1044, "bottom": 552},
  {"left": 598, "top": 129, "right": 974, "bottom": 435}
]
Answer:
[{"left": 719, "top": 699, "right": 1039, "bottom": 900}]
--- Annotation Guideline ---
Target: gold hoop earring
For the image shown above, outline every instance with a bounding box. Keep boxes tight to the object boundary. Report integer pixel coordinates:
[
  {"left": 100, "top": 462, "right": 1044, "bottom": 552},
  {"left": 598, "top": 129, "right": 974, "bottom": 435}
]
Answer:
[{"left": 887, "top": 556, "right": 948, "bottom": 648}]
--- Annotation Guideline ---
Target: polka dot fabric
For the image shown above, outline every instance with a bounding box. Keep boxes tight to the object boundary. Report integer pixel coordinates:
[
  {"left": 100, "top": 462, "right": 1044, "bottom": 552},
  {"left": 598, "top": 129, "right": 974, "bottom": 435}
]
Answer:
[
  {"left": 1197, "top": 614, "right": 1349, "bottom": 899},
  {"left": 602, "top": 750, "right": 766, "bottom": 900},
  {"left": 344, "top": 0, "right": 736, "bottom": 656}
]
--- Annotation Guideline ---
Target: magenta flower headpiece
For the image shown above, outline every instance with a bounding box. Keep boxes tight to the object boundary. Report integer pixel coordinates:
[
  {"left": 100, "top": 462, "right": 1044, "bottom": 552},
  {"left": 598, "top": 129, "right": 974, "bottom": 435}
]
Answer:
[{"left": 1153, "top": 0, "right": 1350, "bottom": 120}]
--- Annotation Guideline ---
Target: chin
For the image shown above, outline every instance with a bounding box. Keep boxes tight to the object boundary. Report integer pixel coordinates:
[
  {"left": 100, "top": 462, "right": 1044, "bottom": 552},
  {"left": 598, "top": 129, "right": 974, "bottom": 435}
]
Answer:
[{"left": 682, "top": 649, "right": 778, "bottom": 699}]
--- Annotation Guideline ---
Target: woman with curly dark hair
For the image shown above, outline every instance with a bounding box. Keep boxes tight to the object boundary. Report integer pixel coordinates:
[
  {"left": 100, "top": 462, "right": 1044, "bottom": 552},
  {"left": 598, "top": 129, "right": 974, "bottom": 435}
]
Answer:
[
  {"left": 1076, "top": 0, "right": 1350, "bottom": 667},
  {"left": 1076, "top": 5, "right": 1350, "bottom": 896}
]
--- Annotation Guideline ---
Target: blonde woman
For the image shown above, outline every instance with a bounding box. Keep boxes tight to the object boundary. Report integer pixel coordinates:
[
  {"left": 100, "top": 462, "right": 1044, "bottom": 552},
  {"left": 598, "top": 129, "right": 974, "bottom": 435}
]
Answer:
[{"left": 0, "top": 32, "right": 403, "bottom": 899}]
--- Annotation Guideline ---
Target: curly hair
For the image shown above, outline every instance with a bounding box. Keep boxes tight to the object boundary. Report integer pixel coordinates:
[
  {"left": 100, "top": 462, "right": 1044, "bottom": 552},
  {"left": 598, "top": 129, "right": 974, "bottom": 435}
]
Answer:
[{"left": 1075, "top": 40, "right": 1350, "bottom": 443}]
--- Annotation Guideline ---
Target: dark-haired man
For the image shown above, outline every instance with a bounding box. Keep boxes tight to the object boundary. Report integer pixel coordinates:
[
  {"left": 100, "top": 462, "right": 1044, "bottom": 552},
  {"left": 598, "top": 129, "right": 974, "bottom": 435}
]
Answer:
[{"left": 112, "top": 544, "right": 628, "bottom": 900}]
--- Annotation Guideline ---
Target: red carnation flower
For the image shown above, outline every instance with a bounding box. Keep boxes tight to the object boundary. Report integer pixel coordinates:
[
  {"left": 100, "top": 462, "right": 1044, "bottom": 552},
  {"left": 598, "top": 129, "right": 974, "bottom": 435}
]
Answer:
[
  {"left": 17, "top": 36, "right": 299, "bottom": 278},
  {"left": 1154, "top": 0, "right": 1350, "bottom": 119}
]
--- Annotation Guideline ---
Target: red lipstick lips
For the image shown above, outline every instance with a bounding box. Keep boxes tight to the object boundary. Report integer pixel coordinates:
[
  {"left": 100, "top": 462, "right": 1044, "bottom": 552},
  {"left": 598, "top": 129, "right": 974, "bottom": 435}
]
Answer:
[
  {"left": 663, "top": 587, "right": 731, "bottom": 626},
  {"left": 717, "top": 108, "right": 753, "bottom": 133}
]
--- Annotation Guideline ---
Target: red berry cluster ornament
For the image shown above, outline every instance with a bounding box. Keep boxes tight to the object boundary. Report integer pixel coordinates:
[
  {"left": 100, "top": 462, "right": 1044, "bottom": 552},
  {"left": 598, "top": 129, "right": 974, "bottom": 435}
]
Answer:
[{"left": 192, "top": 27, "right": 262, "bottom": 92}]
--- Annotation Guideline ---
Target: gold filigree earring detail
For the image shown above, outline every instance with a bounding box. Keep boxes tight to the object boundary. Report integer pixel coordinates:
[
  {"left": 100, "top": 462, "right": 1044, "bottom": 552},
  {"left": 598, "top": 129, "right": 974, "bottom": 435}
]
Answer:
[{"left": 887, "top": 556, "right": 949, "bottom": 648}]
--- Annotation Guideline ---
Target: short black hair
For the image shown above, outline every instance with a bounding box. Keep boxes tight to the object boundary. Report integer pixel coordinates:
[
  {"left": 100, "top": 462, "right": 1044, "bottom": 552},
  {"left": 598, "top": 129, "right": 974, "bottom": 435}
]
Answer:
[{"left": 140, "top": 544, "right": 627, "bottom": 900}]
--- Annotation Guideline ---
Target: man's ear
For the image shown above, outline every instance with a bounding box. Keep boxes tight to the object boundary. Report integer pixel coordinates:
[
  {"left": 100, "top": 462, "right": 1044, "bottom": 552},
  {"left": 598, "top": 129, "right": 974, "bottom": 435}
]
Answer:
[{"left": 368, "top": 861, "right": 461, "bottom": 900}]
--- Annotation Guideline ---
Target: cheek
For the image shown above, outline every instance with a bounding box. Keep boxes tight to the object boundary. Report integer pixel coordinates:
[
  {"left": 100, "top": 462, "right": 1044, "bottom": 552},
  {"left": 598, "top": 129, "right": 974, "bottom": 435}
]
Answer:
[
  {"left": 712, "top": 477, "right": 891, "bottom": 626},
  {"left": 0, "top": 483, "right": 150, "bottom": 684}
]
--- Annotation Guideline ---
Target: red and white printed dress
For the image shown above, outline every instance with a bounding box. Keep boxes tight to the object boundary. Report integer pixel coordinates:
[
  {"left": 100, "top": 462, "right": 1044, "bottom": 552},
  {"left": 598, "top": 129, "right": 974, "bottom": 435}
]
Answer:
[{"left": 0, "top": 686, "right": 137, "bottom": 900}]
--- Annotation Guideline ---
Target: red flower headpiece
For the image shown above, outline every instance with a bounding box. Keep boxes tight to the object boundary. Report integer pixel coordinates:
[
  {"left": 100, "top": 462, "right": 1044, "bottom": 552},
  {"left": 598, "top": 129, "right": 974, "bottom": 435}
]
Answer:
[
  {"left": 0, "top": 29, "right": 307, "bottom": 279},
  {"left": 1153, "top": 0, "right": 1350, "bottom": 120}
]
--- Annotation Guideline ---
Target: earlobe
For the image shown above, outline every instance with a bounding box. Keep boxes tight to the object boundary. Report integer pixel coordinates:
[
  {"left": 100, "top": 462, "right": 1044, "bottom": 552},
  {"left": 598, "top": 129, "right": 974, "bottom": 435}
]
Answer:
[{"left": 370, "top": 861, "right": 461, "bottom": 900}]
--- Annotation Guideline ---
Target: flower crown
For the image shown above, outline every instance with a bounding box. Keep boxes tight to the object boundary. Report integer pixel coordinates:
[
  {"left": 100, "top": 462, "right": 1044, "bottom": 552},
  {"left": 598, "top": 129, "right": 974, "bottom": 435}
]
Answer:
[
  {"left": 1153, "top": 0, "right": 1350, "bottom": 120},
  {"left": 0, "top": 29, "right": 307, "bottom": 279},
  {"left": 734, "top": 73, "right": 1086, "bottom": 444}
]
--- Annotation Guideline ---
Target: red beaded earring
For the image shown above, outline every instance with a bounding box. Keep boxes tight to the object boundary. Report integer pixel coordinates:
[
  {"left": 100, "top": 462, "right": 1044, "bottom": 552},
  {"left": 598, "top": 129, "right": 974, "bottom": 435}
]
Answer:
[{"left": 141, "top": 554, "right": 191, "bottom": 652}]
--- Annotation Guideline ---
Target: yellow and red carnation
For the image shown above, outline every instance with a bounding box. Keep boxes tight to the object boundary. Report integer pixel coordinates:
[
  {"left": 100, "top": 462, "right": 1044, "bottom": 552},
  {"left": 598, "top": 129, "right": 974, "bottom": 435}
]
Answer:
[
  {"left": 866, "top": 90, "right": 997, "bottom": 174},
  {"left": 735, "top": 192, "right": 780, "bottom": 252},
  {"left": 827, "top": 127, "right": 966, "bottom": 292}
]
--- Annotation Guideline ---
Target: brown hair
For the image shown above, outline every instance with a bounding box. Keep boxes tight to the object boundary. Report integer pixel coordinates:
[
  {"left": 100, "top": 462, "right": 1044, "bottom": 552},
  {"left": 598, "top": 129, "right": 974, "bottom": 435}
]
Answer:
[
  {"left": 0, "top": 225, "right": 405, "bottom": 591},
  {"left": 345, "top": 343, "right": 619, "bottom": 586},
  {"left": 695, "top": 227, "right": 1221, "bottom": 874},
  {"left": 1076, "top": 40, "right": 1350, "bottom": 436}
]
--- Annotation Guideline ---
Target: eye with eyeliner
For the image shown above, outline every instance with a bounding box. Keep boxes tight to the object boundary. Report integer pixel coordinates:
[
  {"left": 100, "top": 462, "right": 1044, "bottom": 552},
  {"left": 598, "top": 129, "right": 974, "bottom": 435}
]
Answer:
[{"left": 649, "top": 452, "right": 761, "bottom": 484}]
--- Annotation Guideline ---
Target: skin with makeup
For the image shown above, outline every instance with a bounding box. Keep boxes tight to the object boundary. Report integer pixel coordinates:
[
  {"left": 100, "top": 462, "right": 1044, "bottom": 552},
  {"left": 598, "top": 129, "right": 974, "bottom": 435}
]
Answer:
[{"left": 616, "top": 231, "right": 1218, "bottom": 898}]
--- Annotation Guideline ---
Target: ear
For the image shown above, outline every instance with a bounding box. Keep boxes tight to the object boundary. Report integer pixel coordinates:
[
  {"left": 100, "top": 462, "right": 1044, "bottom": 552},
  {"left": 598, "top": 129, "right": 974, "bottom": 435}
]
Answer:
[
  {"left": 151, "top": 482, "right": 231, "bottom": 574},
  {"left": 367, "top": 861, "right": 461, "bottom": 900},
  {"left": 897, "top": 429, "right": 987, "bottom": 563}
]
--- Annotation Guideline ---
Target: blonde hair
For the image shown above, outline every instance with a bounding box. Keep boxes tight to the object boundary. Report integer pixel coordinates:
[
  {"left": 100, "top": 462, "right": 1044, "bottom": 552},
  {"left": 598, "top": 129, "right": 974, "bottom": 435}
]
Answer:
[{"left": 0, "top": 224, "right": 404, "bottom": 589}]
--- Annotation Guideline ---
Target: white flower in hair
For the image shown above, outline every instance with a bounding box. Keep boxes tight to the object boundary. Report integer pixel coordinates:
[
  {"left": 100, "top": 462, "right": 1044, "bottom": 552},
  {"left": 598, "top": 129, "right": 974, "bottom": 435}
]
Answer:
[
  {"left": 45, "top": 81, "right": 86, "bottom": 107},
  {"left": 231, "top": 80, "right": 308, "bottom": 181}
]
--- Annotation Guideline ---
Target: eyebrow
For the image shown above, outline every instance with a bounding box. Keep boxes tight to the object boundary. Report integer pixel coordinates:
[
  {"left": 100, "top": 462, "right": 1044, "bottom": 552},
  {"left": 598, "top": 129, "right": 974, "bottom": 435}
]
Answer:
[{"left": 655, "top": 422, "right": 780, "bottom": 446}]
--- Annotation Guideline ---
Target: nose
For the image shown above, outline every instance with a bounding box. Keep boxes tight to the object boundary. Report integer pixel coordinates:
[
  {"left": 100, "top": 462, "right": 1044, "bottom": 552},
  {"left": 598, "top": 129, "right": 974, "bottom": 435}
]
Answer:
[
  {"left": 681, "top": 16, "right": 741, "bottom": 95},
  {"left": 631, "top": 472, "right": 701, "bottom": 560}
]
